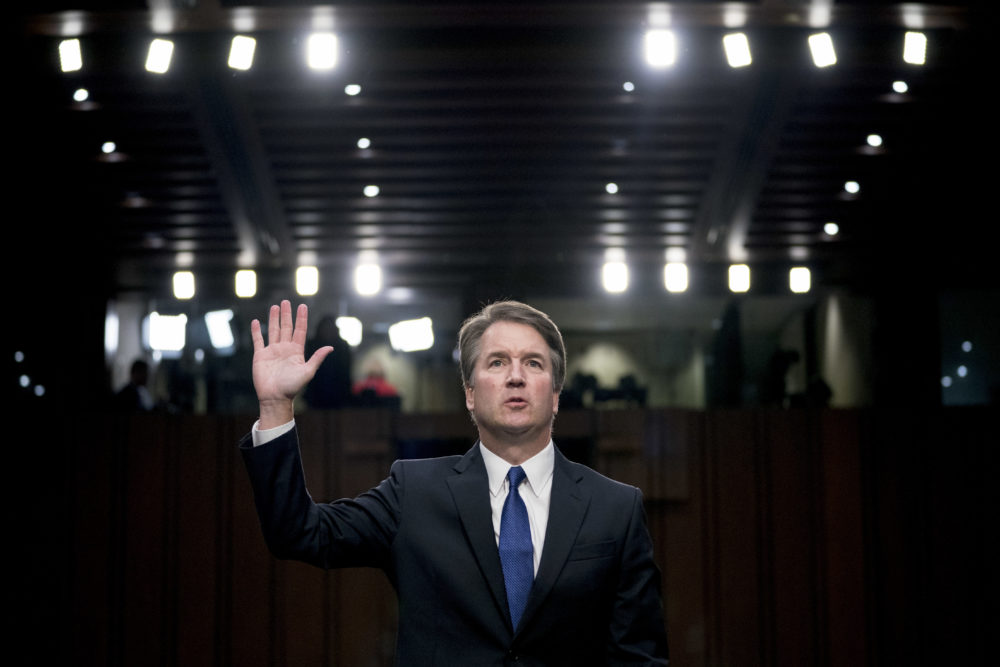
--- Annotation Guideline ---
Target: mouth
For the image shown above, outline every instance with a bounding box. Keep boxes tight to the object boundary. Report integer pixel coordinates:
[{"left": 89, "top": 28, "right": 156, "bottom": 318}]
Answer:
[{"left": 505, "top": 397, "right": 528, "bottom": 407}]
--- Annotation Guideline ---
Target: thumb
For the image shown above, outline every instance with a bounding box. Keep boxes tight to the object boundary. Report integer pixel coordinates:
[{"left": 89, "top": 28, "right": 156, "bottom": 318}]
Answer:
[{"left": 305, "top": 345, "right": 334, "bottom": 374}]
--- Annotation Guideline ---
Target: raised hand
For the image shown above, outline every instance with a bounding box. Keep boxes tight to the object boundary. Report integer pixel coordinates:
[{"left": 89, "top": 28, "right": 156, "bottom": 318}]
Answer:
[{"left": 250, "top": 300, "right": 333, "bottom": 428}]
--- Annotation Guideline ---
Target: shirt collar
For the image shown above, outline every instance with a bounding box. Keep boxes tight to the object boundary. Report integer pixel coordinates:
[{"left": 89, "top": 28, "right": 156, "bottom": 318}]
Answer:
[{"left": 480, "top": 440, "right": 555, "bottom": 499}]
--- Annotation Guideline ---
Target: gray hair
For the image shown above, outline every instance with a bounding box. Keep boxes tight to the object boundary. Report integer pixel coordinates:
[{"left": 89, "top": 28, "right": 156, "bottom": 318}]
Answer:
[{"left": 458, "top": 301, "right": 566, "bottom": 392}]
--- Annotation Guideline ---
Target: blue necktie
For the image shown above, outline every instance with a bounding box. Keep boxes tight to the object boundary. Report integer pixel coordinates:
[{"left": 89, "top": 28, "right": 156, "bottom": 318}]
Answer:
[{"left": 499, "top": 466, "right": 533, "bottom": 630}]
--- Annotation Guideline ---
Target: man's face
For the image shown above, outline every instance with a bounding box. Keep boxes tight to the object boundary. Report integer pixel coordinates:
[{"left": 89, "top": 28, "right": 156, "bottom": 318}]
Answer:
[{"left": 465, "top": 321, "right": 559, "bottom": 448}]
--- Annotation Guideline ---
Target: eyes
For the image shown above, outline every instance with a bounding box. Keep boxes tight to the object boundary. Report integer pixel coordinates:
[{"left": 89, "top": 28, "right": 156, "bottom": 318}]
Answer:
[{"left": 486, "top": 357, "right": 545, "bottom": 370}]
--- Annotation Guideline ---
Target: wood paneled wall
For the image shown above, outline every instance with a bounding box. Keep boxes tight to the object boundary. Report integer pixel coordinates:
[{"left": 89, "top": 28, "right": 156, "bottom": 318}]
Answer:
[{"left": 16, "top": 407, "right": 992, "bottom": 666}]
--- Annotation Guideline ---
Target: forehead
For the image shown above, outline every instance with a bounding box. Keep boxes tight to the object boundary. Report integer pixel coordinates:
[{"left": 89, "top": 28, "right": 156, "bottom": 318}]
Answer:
[{"left": 478, "top": 321, "right": 548, "bottom": 356}]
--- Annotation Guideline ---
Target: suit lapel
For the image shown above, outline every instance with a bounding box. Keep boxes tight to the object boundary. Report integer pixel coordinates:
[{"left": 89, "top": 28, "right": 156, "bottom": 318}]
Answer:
[
  {"left": 518, "top": 447, "right": 589, "bottom": 633},
  {"left": 446, "top": 444, "right": 511, "bottom": 627}
]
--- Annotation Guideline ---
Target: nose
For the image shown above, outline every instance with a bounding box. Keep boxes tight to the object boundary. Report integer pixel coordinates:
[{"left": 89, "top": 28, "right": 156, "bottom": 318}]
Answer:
[{"left": 506, "top": 362, "right": 525, "bottom": 386}]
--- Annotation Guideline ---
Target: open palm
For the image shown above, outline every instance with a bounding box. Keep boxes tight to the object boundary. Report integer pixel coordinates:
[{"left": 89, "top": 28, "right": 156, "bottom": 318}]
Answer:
[{"left": 251, "top": 300, "right": 332, "bottom": 404}]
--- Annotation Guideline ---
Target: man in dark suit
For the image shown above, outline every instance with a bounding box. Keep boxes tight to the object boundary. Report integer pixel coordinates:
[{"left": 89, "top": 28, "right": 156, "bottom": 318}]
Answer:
[{"left": 242, "top": 300, "right": 669, "bottom": 666}]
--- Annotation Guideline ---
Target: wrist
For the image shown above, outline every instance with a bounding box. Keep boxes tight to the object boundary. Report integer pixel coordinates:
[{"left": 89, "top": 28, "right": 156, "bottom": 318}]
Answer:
[{"left": 258, "top": 398, "right": 295, "bottom": 430}]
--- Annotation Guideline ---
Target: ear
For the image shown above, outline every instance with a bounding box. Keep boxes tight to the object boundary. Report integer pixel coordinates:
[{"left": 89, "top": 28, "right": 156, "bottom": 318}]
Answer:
[
  {"left": 465, "top": 384, "right": 475, "bottom": 412},
  {"left": 551, "top": 390, "right": 559, "bottom": 416}
]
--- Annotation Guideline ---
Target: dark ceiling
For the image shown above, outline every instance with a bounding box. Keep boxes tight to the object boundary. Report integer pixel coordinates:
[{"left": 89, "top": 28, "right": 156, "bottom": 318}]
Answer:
[{"left": 15, "top": 1, "right": 992, "bottom": 315}]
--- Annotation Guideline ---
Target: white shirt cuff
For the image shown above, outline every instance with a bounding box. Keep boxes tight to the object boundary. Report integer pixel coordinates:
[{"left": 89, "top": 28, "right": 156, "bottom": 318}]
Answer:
[{"left": 251, "top": 419, "right": 295, "bottom": 447}]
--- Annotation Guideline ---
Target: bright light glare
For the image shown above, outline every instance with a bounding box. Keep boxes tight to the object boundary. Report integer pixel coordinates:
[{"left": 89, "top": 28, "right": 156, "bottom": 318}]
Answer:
[
  {"left": 148, "top": 312, "right": 188, "bottom": 351},
  {"left": 903, "top": 31, "right": 927, "bottom": 65},
  {"left": 19, "top": 374, "right": 30, "bottom": 388},
  {"left": 104, "top": 310, "right": 119, "bottom": 356},
  {"left": 145, "top": 38, "right": 174, "bottom": 74},
  {"left": 957, "top": 365, "right": 968, "bottom": 378},
  {"left": 790, "top": 267, "right": 811, "bottom": 293},
  {"left": 389, "top": 317, "right": 434, "bottom": 352},
  {"left": 664, "top": 262, "right": 689, "bottom": 293},
  {"left": 844, "top": 181, "right": 860, "bottom": 194},
  {"left": 59, "top": 39, "right": 82, "bottom": 72},
  {"left": 623, "top": 81, "right": 635, "bottom": 92},
  {"left": 723, "top": 33, "right": 752, "bottom": 68},
  {"left": 893, "top": 80, "right": 909, "bottom": 94},
  {"left": 602, "top": 261, "right": 629, "bottom": 293},
  {"left": 173, "top": 271, "right": 195, "bottom": 299},
  {"left": 644, "top": 29, "right": 677, "bottom": 68},
  {"left": 363, "top": 185, "right": 380, "bottom": 197},
  {"left": 345, "top": 84, "right": 361, "bottom": 95},
  {"left": 34, "top": 385, "right": 45, "bottom": 397},
  {"left": 102, "top": 141, "right": 116, "bottom": 154},
  {"left": 334, "top": 316, "right": 362, "bottom": 346},
  {"left": 205, "top": 309, "right": 235, "bottom": 349},
  {"left": 235, "top": 269, "right": 257, "bottom": 297},
  {"left": 867, "top": 134, "right": 883, "bottom": 147},
  {"left": 357, "top": 137, "right": 371, "bottom": 149},
  {"left": 808, "top": 33, "right": 837, "bottom": 68},
  {"left": 824, "top": 222, "right": 840, "bottom": 236},
  {"left": 962, "top": 340, "right": 973, "bottom": 352},
  {"left": 73, "top": 88, "right": 89, "bottom": 102},
  {"left": 228, "top": 35, "right": 256, "bottom": 70},
  {"left": 728, "top": 264, "right": 750, "bottom": 293},
  {"left": 605, "top": 183, "right": 619, "bottom": 194},
  {"left": 296, "top": 266, "right": 319, "bottom": 296},
  {"left": 355, "top": 263, "right": 382, "bottom": 296},
  {"left": 941, "top": 376, "right": 952, "bottom": 388},
  {"left": 306, "top": 32, "right": 338, "bottom": 70}
]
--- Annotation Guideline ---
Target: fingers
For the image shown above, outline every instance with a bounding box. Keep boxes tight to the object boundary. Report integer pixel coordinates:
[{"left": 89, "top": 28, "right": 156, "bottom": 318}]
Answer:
[
  {"left": 250, "top": 318, "right": 264, "bottom": 352},
  {"left": 267, "top": 303, "right": 280, "bottom": 346},
  {"left": 306, "top": 345, "right": 334, "bottom": 373},
  {"left": 280, "top": 300, "right": 294, "bottom": 342},
  {"left": 261, "top": 300, "right": 307, "bottom": 347},
  {"left": 292, "top": 303, "right": 309, "bottom": 347}
]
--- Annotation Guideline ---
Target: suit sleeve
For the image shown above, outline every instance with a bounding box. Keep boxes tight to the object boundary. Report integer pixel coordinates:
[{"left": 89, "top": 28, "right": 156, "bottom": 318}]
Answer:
[
  {"left": 607, "top": 488, "right": 670, "bottom": 665},
  {"left": 240, "top": 427, "right": 401, "bottom": 571}
]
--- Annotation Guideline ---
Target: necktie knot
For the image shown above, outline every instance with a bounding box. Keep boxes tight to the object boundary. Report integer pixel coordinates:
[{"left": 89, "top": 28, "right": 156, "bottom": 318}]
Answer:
[{"left": 507, "top": 465, "right": 526, "bottom": 490}]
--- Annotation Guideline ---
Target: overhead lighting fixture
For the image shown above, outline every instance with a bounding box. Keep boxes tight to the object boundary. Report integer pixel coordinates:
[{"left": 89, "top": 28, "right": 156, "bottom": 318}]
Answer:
[
  {"left": 205, "top": 309, "right": 235, "bottom": 349},
  {"left": 306, "top": 32, "right": 338, "bottom": 70},
  {"left": 148, "top": 312, "right": 188, "bottom": 352},
  {"left": 59, "top": 39, "right": 82, "bottom": 72},
  {"left": 824, "top": 222, "right": 840, "bottom": 236},
  {"left": 235, "top": 269, "right": 257, "bottom": 298},
  {"left": 644, "top": 29, "right": 677, "bottom": 68},
  {"left": 173, "top": 271, "right": 195, "bottom": 299},
  {"left": 789, "top": 267, "right": 811, "bottom": 294},
  {"left": 389, "top": 317, "right": 434, "bottom": 352},
  {"left": 623, "top": 81, "right": 635, "bottom": 92},
  {"left": 357, "top": 137, "right": 371, "bottom": 149},
  {"left": 145, "top": 38, "right": 174, "bottom": 74},
  {"left": 664, "top": 262, "right": 689, "bottom": 293},
  {"left": 808, "top": 33, "right": 837, "bottom": 68},
  {"left": 363, "top": 185, "right": 380, "bottom": 197},
  {"left": 605, "top": 182, "right": 619, "bottom": 194},
  {"left": 228, "top": 35, "right": 256, "bottom": 71},
  {"left": 844, "top": 180, "right": 860, "bottom": 194},
  {"left": 867, "top": 134, "right": 883, "bottom": 147},
  {"left": 344, "top": 83, "right": 361, "bottom": 95},
  {"left": 892, "top": 80, "right": 909, "bottom": 94},
  {"left": 101, "top": 141, "right": 116, "bottom": 154},
  {"left": 335, "top": 316, "right": 363, "bottom": 347},
  {"left": 602, "top": 248, "right": 628, "bottom": 293},
  {"left": 73, "top": 88, "right": 89, "bottom": 102},
  {"left": 355, "top": 262, "right": 382, "bottom": 296},
  {"left": 723, "top": 33, "right": 752, "bottom": 68},
  {"left": 296, "top": 266, "right": 319, "bottom": 296},
  {"left": 728, "top": 264, "right": 750, "bottom": 293},
  {"left": 903, "top": 31, "right": 927, "bottom": 65}
]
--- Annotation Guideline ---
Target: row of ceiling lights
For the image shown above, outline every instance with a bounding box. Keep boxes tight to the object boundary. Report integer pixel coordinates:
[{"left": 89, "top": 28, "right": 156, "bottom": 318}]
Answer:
[{"left": 56, "top": 28, "right": 930, "bottom": 74}]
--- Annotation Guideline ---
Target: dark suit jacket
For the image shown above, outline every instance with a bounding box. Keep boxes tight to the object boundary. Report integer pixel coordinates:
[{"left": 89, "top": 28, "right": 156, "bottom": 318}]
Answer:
[{"left": 241, "top": 429, "right": 669, "bottom": 666}]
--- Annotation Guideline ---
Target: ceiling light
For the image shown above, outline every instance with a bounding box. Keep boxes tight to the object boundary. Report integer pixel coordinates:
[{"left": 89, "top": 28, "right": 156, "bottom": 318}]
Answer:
[
  {"left": 789, "top": 267, "right": 811, "bottom": 294},
  {"left": 173, "top": 271, "right": 195, "bottom": 299},
  {"left": 228, "top": 35, "right": 256, "bottom": 71},
  {"left": 235, "top": 269, "right": 257, "bottom": 298},
  {"left": 306, "top": 32, "right": 338, "bottom": 70},
  {"left": 867, "top": 134, "right": 883, "bottom": 147},
  {"left": 622, "top": 81, "right": 635, "bottom": 92},
  {"left": 808, "top": 33, "right": 837, "bottom": 68},
  {"left": 389, "top": 317, "right": 434, "bottom": 352},
  {"left": 345, "top": 84, "right": 361, "bottom": 95},
  {"left": 335, "top": 316, "right": 363, "bottom": 347},
  {"left": 296, "top": 266, "right": 319, "bottom": 296},
  {"left": 844, "top": 181, "right": 860, "bottom": 194},
  {"left": 723, "top": 33, "right": 752, "bottom": 68},
  {"left": 824, "top": 222, "right": 840, "bottom": 236},
  {"left": 903, "top": 31, "right": 927, "bottom": 65},
  {"left": 363, "top": 185, "right": 380, "bottom": 197},
  {"left": 892, "top": 80, "right": 909, "bottom": 94},
  {"left": 73, "top": 88, "right": 89, "bottom": 102},
  {"left": 101, "top": 141, "right": 116, "bottom": 154},
  {"left": 59, "top": 39, "right": 82, "bottom": 72},
  {"left": 728, "top": 264, "right": 750, "bottom": 293},
  {"left": 355, "top": 263, "right": 382, "bottom": 296},
  {"left": 148, "top": 312, "right": 188, "bottom": 352},
  {"left": 644, "top": 29, "right": 677, "bottom": 68},
  {"left": 957, "top": 365, "right": 968, "bottom": 378},
  {"left": 205, "top": 309, "right": 235, "bottom": 349},
  {"left": 357, "top": 137, "right": 371, "bottom": 149},
  {"left": 664, "top": 263, "right": 689, "bottom": 293},
  {"left": 605, "top": 182, "right": 619, "bottom": 194},
  {"left": 962, "top": 340, "right": 973, "bottom": 352},
  {"left": 145, "top": 38, "right": 174, "bottom": 74},
  {"left": 602, "top": 248, "right": 628, "bottom": 293}
]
